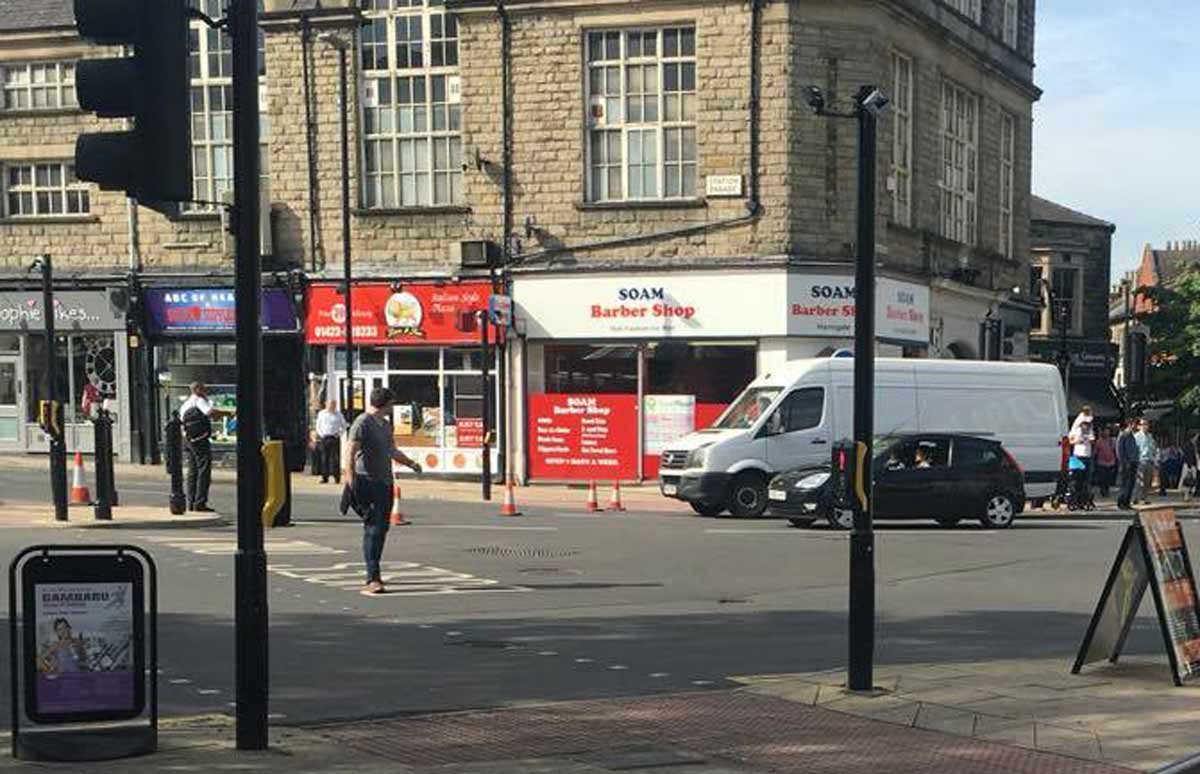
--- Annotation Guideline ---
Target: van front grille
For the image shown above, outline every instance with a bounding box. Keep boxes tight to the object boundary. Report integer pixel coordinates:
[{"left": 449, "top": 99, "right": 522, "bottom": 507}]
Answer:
[{"left": 660, "top": 450, "right": 689, "bottom": 469}]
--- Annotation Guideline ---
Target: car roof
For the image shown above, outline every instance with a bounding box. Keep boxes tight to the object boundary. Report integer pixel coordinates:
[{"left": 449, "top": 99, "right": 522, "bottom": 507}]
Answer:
[{"left": 884, "top": 433, "right": 1000, "bottom": 444}]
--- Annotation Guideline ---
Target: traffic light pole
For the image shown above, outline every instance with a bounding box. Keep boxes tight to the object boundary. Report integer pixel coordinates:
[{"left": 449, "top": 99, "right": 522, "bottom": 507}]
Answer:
[
  {"left": 229, "top": 0, "right": 269, "bottom": 751},
  {"left": 37, "top": 255, "right": 68, "bottom": 522},
  {"left": 848, "top": 91, "right": 878, "bottom": 693}
]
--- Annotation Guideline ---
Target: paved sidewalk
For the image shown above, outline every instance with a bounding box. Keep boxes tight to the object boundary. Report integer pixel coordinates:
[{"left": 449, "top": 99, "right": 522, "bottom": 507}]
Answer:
[
  {"left": 0, "top": 691, "right": 1144, "bottom": 773},
  {"left": 0, "top": 501, "right": 226, "bottom": 529},
  {"left": 734, "top": 656, "right": 1200, "bottom": 771}
]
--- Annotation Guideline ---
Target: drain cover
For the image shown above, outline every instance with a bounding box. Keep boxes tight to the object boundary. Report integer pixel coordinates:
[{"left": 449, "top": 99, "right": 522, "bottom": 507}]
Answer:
[
  {"left": 467, "top": 546, "right": 580, "bottom": 559},
  {"left": 518, "top": 567, "right": 583, "bottom": 576},
  {"left": 448, "top": 639, "right": 523, "bottom": 650}
]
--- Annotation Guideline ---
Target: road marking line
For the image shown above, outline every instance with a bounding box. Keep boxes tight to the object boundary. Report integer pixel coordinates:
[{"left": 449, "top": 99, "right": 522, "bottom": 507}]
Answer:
[
  {"left": 608, "top": 665, "right": 629, "bottom": 671},
  {"left": 574, "top": 658, "right": 594, "bottom": 664},
  {"left": 650, "top": 672, "right": 670, "bottom": 678},
  {"left": 268, "top": 560, "right": 529, "bottom": 596},
  {"left": 419, "top": 525, "right": 559, "bottom": 531},
  {"left": 538, "top": 651, "right": 558, "bottom": 656}
]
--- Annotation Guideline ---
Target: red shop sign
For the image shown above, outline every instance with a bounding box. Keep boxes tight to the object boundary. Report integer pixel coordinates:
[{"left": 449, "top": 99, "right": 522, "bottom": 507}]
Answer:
[
  {"left": 528, "top": 393, "right": 638, "bottom": 481},
  {"left": 305, "top": 282, "right": 496, "bottom": 345}
]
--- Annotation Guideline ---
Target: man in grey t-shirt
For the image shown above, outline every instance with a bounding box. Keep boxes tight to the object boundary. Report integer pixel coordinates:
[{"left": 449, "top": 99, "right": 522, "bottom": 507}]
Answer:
[{"left": 344, "top": 387, "right": 421, "bottom": 593}]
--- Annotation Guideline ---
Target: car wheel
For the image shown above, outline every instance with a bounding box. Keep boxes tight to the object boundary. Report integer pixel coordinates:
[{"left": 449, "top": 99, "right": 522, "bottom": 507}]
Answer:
[
  {"left": 788, "top": 518, "right": 817, "bottom": 529},
  {"left": 826, "top": 507, "right": 855, "bottom": 530},
  {"left": 935, "top": 516, "right": 961, "bottom": 528},
  {"left": 727, "top": 472, "right": 769, "bottom": 518},
  {"left": 980, "top": 492, "right": 1017, "bottom": 529},
  {"left": 690, "top": 501, "right": 723, "bottom": 518}
]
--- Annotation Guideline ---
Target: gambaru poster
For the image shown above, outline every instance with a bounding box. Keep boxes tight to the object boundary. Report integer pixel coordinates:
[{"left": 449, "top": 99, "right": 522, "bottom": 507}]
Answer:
[{"left": 34, "top": 582, "right": 135, "bottom": 715}]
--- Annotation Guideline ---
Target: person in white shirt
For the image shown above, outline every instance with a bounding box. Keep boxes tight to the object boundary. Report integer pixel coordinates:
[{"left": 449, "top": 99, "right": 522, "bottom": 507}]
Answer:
[
  {"left": 315, "top": 400, "right": 348, "bottom": 484},
  {"left": 179, "top": 382, "right": 229, "bottom": 512}
]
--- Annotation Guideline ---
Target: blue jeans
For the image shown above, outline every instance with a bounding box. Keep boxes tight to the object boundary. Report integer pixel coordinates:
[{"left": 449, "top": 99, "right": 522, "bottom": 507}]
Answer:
[{"left": 355, "top": 478, "right": 393, "bottom": 583}]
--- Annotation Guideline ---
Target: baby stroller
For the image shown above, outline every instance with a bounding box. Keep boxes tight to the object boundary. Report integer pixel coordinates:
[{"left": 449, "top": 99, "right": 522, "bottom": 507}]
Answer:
[{"left": 1066, "top": 455, "right": 1096, "bottom": 511}]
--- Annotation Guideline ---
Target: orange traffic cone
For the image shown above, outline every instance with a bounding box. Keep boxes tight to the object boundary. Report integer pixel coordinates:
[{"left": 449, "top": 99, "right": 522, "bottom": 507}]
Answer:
[
  {"left": 69, "top": 451, "right": 91, "bottom": 506},
  {"left": 499, "top": 482, "right": 522, "bottom": 517},
  {"left": 389, "top": 482, "right": 410, "bottom": 526},
  {"left": 607, "top": 480, "right": 626, "bottom": 512},
  {"left": 586, "top": 480, "right": 603, "bottom": 513}
]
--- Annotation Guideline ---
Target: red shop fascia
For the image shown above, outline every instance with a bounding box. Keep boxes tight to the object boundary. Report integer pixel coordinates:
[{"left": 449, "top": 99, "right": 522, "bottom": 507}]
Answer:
[{"left": 304, "top": 280, "right": 500, "bottom": 347}]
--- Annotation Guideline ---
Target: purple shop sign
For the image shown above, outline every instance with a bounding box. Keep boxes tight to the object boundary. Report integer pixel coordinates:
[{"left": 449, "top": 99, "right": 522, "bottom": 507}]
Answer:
[{"left": 145, "top": 288, "right": 298, "bottom": 334}]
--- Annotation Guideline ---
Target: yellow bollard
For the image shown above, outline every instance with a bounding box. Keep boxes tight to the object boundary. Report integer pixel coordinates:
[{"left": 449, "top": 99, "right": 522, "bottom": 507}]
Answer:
[{"left": 261, "top": 440, "right": 285, "bottom": 528}]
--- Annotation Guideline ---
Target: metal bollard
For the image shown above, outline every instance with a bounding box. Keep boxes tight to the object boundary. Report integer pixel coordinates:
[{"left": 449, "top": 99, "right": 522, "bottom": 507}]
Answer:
[
  {"left": 93, "top": 410, "right": 113, "bottom": 521},
  {"left": 164, "top": 412, "right": 186, "bottom": 515}
]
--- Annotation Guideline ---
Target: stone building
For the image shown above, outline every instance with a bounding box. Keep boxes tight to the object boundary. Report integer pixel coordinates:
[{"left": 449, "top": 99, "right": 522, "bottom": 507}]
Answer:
[
  {"left": 1027, "top": 196, "right": 1117, "bottom": 419},
  {"left": 0, "top": 0, "right": 1040, "bottom": 481}
]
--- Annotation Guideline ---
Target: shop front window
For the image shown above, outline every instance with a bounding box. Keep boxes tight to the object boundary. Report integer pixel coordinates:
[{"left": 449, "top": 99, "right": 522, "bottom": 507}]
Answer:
[
  {"left": 646, "top": 342, "right": 755, "bottom": 404},
  {"left": 544, "top": 344, "right": 638, "bottom": 394},
  {"left": 25, "top": 334, "right": 117, "bottom": 423}
]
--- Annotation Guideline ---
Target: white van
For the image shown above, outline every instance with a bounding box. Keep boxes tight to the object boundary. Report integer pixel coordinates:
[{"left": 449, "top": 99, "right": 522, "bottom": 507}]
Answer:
[{"left": 658, "top": 357, "right": 1068, "bottom": 517}]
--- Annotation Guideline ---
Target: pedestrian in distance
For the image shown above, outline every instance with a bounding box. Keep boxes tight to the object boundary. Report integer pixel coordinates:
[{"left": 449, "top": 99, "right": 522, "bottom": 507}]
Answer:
[
  {"left": 314, "top": 399, "right": 348, "bottom": 484},
  {"left": 1115, "top": 419, "right": 1140, "bottom": 510},
  {"left": 1183, "top": 432, "right": 1200, "bottom": 500},
  {"left": 344, "top": 387, "right": 422, "bottom": 595},
  {"left": 1160, "top": 441, "right": 1183, "bottom": 494},
  {"left": 1134, "top": 419, "right": 1158, "bottom": 505},
  {"left": 179, "top": 382, "right": 229, "bottom": 513},
  {"left": 1068, "top": 407, "right": 1096, "bottom": 507},
  {"left": 1093, "top": 425, "right": 1117, "bottom": 498}
]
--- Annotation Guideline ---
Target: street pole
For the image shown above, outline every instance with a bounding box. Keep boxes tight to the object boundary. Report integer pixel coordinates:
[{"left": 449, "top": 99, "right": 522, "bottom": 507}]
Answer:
[
  {"left": 37, "top": 255, "right": 68, "bottom": 522},
  {"left": 337, "top": 44, "right": 354, "bottom": 424},
  {"left": 230, "top": 0, "right": 268, "bottom": 750},
  {"left": 480, "top": 310, "right": 492, "bottom": 501},
  {"left": 848, "top": 87, "right": 879, "bottom": 693}
]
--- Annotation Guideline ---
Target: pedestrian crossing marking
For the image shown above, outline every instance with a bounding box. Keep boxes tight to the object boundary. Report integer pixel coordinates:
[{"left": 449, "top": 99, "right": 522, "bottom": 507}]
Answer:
[
  {"left": 268, "top": 561, "right": 529, "bottom": 596},
  {"left": 141, "top": 535, "right": 346, "bottom": 555}
]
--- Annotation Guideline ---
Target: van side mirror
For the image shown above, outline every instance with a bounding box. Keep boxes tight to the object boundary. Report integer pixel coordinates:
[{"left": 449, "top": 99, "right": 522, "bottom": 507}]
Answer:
[{"left": 765, "top": 412, "right": 784, "bottom": 436}]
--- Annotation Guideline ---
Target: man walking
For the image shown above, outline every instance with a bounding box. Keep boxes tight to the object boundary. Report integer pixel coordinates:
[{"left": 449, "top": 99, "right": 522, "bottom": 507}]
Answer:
[
  {"left": 314, "top": 399, "right": 347, "bottom": 484},
  {"left": 1116, "top": 419, "right": 1140, "bottom": 510},
  {"left": 344, "top": 387, "right": 422, "bottom": 594},
  {"left": 180, "top": 382, "right": 227, "bottom": 512},
  {"left": 1135, "top": 418, "right": 1158, "bottom": 505}
]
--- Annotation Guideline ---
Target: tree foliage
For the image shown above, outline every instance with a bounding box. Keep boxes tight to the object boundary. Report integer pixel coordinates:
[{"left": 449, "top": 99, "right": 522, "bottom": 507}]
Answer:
[{"left": 1137, "top": 264, "right": 1200, "bottom": 411}]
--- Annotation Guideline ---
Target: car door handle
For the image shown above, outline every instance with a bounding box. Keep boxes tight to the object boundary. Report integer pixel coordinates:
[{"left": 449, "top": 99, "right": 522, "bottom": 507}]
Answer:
[{"left": 811, "top": 438, "right": 828, "bottom": 445}]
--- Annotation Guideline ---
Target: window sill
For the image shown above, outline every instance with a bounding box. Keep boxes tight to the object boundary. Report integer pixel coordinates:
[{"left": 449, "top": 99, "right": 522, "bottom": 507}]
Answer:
[
  {"left": 575, "top": 199, "right": 707, "bottom": 212},
  {"left": 0, "top": 107, "right": 84, "bottom": 118},
  {"left": 353, "top": 206, "right": 472, "bottom": 217},
  {"left": 0, "top": 215, "right": 98, "bottom": 225},
  {"left": 172, "top": 210, "right": 221, "bottom": 222}
]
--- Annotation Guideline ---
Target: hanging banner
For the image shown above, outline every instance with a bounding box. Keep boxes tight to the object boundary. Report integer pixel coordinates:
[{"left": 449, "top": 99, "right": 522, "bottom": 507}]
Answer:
[
  {"left": 305, "top": 282, "right": 496, "bottom": 346},
  {"left": 528, "top": 394, "right": 638, "bottom": 480}
]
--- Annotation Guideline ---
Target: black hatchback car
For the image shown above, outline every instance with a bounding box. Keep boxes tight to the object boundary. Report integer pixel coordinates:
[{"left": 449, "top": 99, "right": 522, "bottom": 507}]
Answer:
[{"left": 767, "top": 434, "right": 1026, "bottom": 529}]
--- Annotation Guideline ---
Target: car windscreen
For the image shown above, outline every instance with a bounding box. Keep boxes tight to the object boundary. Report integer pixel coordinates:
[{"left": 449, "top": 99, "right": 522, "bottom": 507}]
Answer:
[{"left": 711, "top": 386, "right": 783, "bottom": 430}]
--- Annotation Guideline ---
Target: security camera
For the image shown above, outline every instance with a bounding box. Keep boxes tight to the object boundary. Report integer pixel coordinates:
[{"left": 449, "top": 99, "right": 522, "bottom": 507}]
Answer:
[
  {"left": 858, "top": 87, "right": 889, "bottom": 116},
  {"left": 804, "top": 86, "right": 825, "bottom": 114}
]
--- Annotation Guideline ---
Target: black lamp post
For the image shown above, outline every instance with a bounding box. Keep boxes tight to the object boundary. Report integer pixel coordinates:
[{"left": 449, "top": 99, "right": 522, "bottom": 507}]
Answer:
[
  {"left": 806, "top": 84, "right": 890, "bottom": 693},
  {"left": 318, "top": 32, "right": 355, "bottom": 423}
]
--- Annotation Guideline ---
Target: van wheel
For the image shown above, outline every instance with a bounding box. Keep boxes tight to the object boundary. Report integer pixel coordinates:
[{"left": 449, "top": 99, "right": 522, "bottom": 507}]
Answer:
[
  {"left": 727, "top": 473, "right": 769, "bottom": 518},
  {"left": 690, "top": 502, "right": 723, "bottom": 518},
  {"left": 827, "top": 507, "right": 855, "bottom": 530},
  {"left": 980, "top": 492, "right": 1017, "bottom": 529}
]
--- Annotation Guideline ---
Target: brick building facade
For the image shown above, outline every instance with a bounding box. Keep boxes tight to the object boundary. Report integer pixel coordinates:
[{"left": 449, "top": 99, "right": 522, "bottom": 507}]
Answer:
[{"left": 0, "top": 0, "right": 1039, "bottom": 480}]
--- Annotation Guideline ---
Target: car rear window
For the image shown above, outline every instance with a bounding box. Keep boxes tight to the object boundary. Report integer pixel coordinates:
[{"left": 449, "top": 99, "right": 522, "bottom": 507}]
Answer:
[{"left": 954, "top": 438, "right": 1000, "bottom": 467}]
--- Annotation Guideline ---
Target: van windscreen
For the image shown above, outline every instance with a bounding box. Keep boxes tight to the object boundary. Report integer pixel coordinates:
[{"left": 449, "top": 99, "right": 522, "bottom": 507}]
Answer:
[{"left": 711, "top": 387, "right": 782, "bottom": 430}]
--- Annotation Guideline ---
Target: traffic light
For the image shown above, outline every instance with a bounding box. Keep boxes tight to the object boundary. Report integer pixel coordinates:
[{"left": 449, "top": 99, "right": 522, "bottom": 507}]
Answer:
[
  {"left": 73, "top": 0, "right": 192, "bottom": 208},
  {"left": 831, "top": 440, "right": 867, "bottom": 513},
  {"left": 1124, "top": 331, "right": 1148, "bottom": 386}
]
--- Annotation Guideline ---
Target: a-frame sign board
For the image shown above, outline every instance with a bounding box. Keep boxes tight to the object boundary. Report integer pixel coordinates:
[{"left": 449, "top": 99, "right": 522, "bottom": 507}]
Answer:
[{"left": 1074, "top": 507, "right": 1200, "bottom": 686}]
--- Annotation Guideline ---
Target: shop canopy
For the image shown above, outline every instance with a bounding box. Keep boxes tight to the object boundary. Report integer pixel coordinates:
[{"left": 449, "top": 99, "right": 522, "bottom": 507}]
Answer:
[{"left": 1068, "top": 377, "right": 1122, "bottom": 422}]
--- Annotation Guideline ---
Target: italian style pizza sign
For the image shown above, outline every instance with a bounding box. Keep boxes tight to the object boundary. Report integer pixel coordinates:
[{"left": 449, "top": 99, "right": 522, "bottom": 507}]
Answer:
[
  {"left": 528, "top": 394, "right": 638, "bottom": 480},
  {"left": 305, "top": 282, "right": 495, "bottom": 345}
]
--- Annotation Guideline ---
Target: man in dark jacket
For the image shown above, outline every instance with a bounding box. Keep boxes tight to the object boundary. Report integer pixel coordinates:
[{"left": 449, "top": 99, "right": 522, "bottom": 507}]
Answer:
[{"left": 1115, "top": 419, "right": 1141, "bottom": 510}]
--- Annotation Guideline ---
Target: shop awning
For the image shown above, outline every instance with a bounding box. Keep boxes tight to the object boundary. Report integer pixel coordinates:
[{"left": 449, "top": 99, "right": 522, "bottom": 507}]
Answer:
[{"left": 1068, "top": 377, "right": 1121, "bottom": 422}]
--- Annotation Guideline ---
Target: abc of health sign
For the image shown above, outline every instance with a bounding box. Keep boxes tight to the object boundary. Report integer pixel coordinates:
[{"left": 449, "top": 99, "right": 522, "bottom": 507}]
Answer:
[{"left": 513, "top": 271, "right": 929, "bottom": 345}]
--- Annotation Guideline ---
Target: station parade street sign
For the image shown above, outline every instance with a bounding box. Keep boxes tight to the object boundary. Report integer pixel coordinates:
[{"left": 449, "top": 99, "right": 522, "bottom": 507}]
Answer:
[
  {"left": 1074, "top": 507, "right": 1200, "bottom": 686},
  {"left": 9, "top": 545, "right": 158, "bottom": 761}
]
